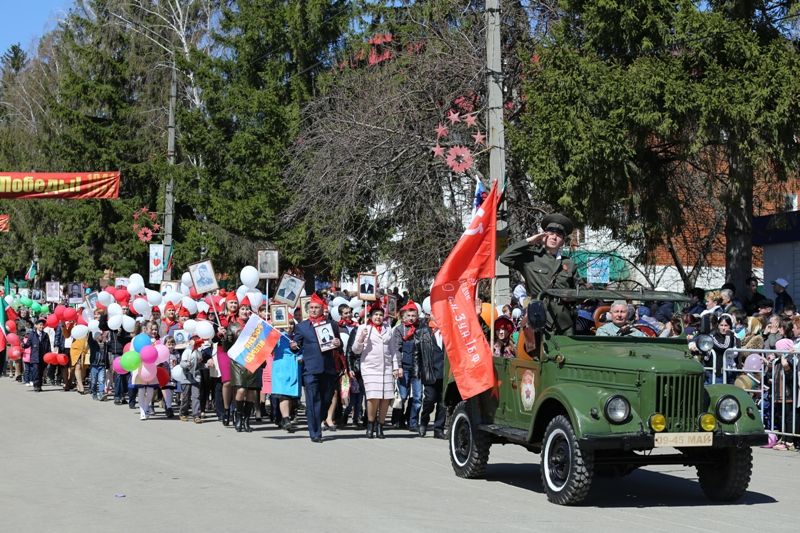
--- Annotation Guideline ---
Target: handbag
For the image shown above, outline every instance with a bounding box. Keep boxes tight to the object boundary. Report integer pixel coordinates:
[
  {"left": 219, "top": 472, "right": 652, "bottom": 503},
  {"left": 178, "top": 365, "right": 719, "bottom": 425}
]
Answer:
[{"left": 392, "top": 380, "right": 404, "bottom": 410}]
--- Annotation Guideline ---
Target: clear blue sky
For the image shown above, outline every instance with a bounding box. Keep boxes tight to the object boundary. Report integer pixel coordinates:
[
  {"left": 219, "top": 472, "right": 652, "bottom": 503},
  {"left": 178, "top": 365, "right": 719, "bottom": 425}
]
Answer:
[{"left": 0, "top": 0, "right": 72, "bottom": 56}]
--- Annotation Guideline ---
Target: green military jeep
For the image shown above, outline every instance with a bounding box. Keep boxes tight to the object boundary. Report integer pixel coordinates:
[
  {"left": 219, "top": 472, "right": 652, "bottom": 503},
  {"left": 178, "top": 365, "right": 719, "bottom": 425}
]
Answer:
[{"left": 444, "top": 289, "right": 766, "bottom": 505}]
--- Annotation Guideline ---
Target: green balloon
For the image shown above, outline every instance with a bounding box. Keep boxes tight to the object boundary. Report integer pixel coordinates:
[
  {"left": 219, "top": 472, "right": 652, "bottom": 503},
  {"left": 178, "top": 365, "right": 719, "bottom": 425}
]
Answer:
[
  {"left": 120, "top": 351, "right": 142, "bottom": 372},
  {"left": 19, "top": 297, "right": 33, "bottom": 307},
  {"left": 38, "top": 304, "right": 49, "bottom": 315},
  {"left": 30, "top": 302, "right": 40, "bottom": 313}
]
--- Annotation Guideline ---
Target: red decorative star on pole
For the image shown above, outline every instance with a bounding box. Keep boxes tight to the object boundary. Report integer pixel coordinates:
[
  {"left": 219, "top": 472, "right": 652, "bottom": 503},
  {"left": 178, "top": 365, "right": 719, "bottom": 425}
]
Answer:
[
  {"left": 464, "top": 114, "right": 477, "bottom": 127},
  {"left": 472, "top": 131, "right": 486, "bottom": 146},
  {"left": 435, "top": 123, "right": 449, "bottom": 138},
  {"left": 431, "top": 145, "right": 445, "bottom": 158},
  {"left": 446, "top": 109, "right": 461, "bottom": 124}
]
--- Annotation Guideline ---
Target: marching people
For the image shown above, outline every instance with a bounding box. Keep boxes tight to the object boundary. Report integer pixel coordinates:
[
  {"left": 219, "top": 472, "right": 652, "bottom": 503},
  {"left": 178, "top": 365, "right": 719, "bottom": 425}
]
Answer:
[
  {"left": 339, "top": 304, "right": 364, "bottom": 429},
  {"left": 178, "top": 334, "right": 204, "bottom": 424},
  {"left": 418, "top": 315, "right": 446, "bottom": 439},
  {"left": 351, "top": 303, "right": 396, "bottom": 439},
  {"left": 227, "top": 321, "right": 264, "bottom": 433},
  {"left": 389, "top": 300, "right": 423, "bottom": 432},
  {"left": 290, "top": 293, "right": 342, "bottom": 443},
  {"left": 22, "top": 318, "right": 50, "bottom": 392}
]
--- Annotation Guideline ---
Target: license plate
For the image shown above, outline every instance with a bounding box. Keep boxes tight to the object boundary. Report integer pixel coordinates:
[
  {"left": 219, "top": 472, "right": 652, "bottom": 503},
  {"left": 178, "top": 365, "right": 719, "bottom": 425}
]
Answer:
[{"left": 654, "top": 432, "right": 713, "bottom": 448}]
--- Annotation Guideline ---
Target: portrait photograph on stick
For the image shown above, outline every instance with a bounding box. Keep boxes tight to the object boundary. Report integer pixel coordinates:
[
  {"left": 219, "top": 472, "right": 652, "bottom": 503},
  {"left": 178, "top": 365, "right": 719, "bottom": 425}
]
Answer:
[
  {"left": 271, "top": 304, "right": 289, "bottom": 328},
  {"left": 357, "top": 272, "right": 377, "bottom": 301},
  {"left": 257, "top": 249, "right": 279, "bottom": 279},
  {"left": 300, "top": 295, "right": 312, "bottom": 321},
  {"left": 188, "top": 260, "right": 219, "bottom": 294},
  {"left": 314, "top": 322, "right": 337, "bottom": 352},
  {"left": 274, "top": 273, "right": 303, "bottom": 307}
]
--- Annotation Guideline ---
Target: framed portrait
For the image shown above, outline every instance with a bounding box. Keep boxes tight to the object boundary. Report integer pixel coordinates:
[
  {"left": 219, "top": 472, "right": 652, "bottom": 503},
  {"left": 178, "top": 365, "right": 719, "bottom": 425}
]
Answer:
[
  {"left": 172, "top": 329, "right": 190, "bottom": 349},
  {"left": 45, "top": 282, "right": 61, "bottom": 303},
  {"left": 188, "top": 260, "right": 219, "bottom": 295},
  {"left": 68, "top": 282, "right": 84, "bottom": 305},
  {"left": 357, "top": 272, "right": 377, "bottom": 301},
  {"left": 257, "top": 249, "right": 279, "bottom": 280},
  {"left": 274, "top": 273, "right": 303, "bottom": 307},
  {"left": 85, "top": 292, "right": 100, "bottom": 312},
  {"left": 299, "top": 296, "right": 312, "bottom": 321},
  {"left": 160, "top": 280, "right": 178, "bottom": 295},
  {"left": 271, "top": 304, "right": 289, "bottom": 328},
  {"left": 314, "top": 322, "right": 337, "bottom": 352},
  {"left": 387, "top": 295, "right": 398, "bottom": 318},
  {"left": 114, "top": 277, "right": 129, "bottom": 288}
]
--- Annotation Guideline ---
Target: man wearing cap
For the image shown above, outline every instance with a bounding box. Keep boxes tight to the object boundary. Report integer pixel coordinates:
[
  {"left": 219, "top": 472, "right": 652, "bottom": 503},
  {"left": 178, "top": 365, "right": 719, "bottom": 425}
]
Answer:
[
  {"left": 772, "top": 278, "right": 794, "bottom": 315},
  {"left": 499, "top": 213, "right": 584, "bottom": 334},
  {"left": 290, "top": 293, "right": 342, "bottom": 442},
  {"left": 596, "top": 301, "right": 646, "bottom": 337},
  {"left": 389, "top": 300, "right": 424, "bottom": 432}
]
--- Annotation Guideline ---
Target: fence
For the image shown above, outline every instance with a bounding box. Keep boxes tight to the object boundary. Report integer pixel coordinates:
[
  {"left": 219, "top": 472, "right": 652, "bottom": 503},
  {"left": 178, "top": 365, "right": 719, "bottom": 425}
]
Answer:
[{"left": 716, "top": 348, "right": 799, "bottom": 439}]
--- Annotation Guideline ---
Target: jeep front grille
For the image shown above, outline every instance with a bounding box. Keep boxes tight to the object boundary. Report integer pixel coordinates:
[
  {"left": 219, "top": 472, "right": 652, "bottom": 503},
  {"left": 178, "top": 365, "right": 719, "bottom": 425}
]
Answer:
[{"left": 655, "top": 374, "right": 703, "bottom": 432}]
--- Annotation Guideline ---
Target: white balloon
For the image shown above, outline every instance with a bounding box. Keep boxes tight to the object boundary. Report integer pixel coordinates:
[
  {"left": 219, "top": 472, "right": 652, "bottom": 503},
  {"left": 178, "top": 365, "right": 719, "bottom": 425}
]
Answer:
[
  {"left": 122, "top": 315, "right": 136, "bottom": 333},
  {"left": 511, "top": 308, "right": 522, "bottom": 320},
  {"left": 82, "top": 308, "right": 93, "bottom": 324},
  {"left": 196, "top": 301, "right": 210, "bottom": 313},
  {"left": 88, "top": 320, "right": 101, "bottom": 333},
  {"left": 146, "top": 290, "right": 162, "bottom": 306},
  {"left": 141, "top": 308, "right": 152, "bottom": 321},
  {"left": 71, "top": 325, "right": 89, "bottom": 340},
  {"left": 332, "top": 296, "right": 348, "bottom": 309},
  {"left": 415, "top": 302, "right": 423, "bottom": 316},
  {"left": 181, "top": 272, "right": 193, "bottom": 287},
  {"left": 349, "top": 297, "right": 363, "bottom": 310},
  {"left": 183, "top": 319, "right": 197, "bottom": 335},
  {"left": 180, "top": 284, "right": 190, "bottom": 296},
  {"left": 108, "top": 315, "right": 123, "bottom": 330},
  {"left": 167, "top": 291, "right": 182, "bottom": 305},
  {"left": 133, "top": 298, "right": 150, "bottom": 316},
  {"left": 98, "top": 292, "right": 114, "bottom": 307},
  {"left": 195, "top": 320, "right": 215, "bottom": 340},
  {"left": 246, "top": 290, "right": 263, "bottom": 310},
  {"left": 240, "top": 265, "right": 259, "bottom": 290},
  {"left": 129, "top": 273, "right": 145, "bottom": 286},
  {"left": 170, "top": 365, "right": 186, "bottom": 382},
  {"left": 422, "top": 296, "right": 432, "bottom": 314},
  {"left": 236, "top": 284, "right": 248, "bottom": 301},
  {"left": 4, "top": 295, "right": 13, "bottom": 306},
  {"left": 181, "top": 297, "right": 198, "bottom": 315},
  {"left": 330, "top": 306, "right": 341, "bottom": 321},
  {"left": 107, "top": 303, "right": 123, "bottom": 317},
  {"left": 496, "top": 305, "right": 504, "bottom": 316},
  {"left": 127, "top": 281, "right": 145, "bottom": 296}
]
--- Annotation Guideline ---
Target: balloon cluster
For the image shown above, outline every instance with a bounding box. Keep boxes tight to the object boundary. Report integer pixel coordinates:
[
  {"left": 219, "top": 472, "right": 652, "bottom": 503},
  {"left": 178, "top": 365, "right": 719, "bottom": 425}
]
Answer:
[
  {"left": 111, "top": 332, "right": 172, "bottom": 387},
  {"left": 4, "top": 293, "right": 50, "bottom": 316},
  {"left": 2, "top": 320, "right": 22, "bottom": 358}
]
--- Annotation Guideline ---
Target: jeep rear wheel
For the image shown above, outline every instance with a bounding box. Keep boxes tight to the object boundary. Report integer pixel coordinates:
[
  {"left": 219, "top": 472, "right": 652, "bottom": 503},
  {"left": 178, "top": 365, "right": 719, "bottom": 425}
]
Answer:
[
  {"left": 449, "top": 401, "right": 491, "bottom": 478},
  {"left": 697, "top": 447, "right": 753, "bottom": 502},
  {"left": 541, "top": 415, "right": 594, "bottom": 505}
]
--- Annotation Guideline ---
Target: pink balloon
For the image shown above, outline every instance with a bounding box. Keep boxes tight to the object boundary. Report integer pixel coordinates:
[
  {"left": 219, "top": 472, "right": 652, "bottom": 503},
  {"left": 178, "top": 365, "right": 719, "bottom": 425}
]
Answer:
[
  {"left": 112, "top": 356, "right": 128, "bottom": 375},
  {"left": 743, "top": 353, "right": 764, "bottom": 372},
  {"left": 140, "top": 363, "right": 157, "bottom": 382},
  {"left": 155, "top": 343, "right": 170, "bottom": 364},
  {"left": 123, "top": 342, "right": 132, "bottom": 354},
  {"left": 140, "top": 345, "right": 158, "bottom": 365}
]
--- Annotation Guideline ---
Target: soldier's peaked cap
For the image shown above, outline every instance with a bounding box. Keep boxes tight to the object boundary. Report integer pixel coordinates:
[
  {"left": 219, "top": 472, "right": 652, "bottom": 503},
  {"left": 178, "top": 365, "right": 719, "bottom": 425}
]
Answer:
[{"left": 541, "top": 213, "right": 574, "bottom": 236}]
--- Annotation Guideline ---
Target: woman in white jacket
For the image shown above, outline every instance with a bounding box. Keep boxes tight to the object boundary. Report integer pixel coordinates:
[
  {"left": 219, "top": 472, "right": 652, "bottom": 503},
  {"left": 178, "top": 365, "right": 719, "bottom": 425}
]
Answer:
[{"left": 351, "top": 304, "right": 398, "bottom": 439}]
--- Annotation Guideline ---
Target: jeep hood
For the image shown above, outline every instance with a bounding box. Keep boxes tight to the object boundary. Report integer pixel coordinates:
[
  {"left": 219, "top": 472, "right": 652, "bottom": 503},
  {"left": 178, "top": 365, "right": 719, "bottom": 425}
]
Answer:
[{"left": 547, "top": 336, "right": 702, "bottom": 374}]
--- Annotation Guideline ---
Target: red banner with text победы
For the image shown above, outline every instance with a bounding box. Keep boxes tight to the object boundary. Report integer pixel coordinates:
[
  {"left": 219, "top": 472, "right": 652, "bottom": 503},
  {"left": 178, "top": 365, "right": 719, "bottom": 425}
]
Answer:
[{"left": 0, "top": 172, "right": 120, "bottom": 199}]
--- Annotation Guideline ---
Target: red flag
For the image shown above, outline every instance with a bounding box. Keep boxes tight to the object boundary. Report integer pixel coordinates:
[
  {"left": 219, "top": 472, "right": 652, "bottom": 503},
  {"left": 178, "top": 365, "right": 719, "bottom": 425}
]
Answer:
[
  {"left": 0, "top": 214, "right": 8, "bottom": 232},
  {"left": 431, "top": 181, "right": 499, "bottom": 400}
]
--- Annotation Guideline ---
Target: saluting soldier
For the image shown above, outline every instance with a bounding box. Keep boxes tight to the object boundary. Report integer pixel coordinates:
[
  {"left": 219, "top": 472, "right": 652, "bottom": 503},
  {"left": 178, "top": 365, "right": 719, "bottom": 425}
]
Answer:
[{"left": 499, "top": 213, "right": 582, "bottom": 335}]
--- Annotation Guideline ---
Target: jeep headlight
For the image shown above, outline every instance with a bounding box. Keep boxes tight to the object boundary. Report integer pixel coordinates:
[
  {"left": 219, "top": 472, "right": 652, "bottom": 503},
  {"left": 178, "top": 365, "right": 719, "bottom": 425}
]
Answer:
[
  {"left": 699, "top": 413, "right": 717, "bottom": 431},
  {"left": 695, "top": 334, "right": 713, "bottom": 352},
  {"left": 604, "top": 395, "right": 630, "bottom": 424},
  {"left": 649, "top": 413, "right": 667, "bottom": 432},
  {"left": 716, "top": 396, "right": 740, "bottom": 423}
]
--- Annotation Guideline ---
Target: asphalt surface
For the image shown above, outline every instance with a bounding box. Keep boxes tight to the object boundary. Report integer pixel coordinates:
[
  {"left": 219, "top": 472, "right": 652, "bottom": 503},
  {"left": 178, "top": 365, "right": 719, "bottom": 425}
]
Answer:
[{"left": 1, "top": 377, "right": 797, "bottom": 533}]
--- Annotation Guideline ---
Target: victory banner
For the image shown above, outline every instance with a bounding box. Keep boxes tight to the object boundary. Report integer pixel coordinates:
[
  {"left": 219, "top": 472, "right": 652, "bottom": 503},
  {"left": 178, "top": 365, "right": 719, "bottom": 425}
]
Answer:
[
  {"left": 228, "top": 315, "right": 285, "bottom": 373},
  {"left": 149, "top": 243, "right": 164, "bottom": 284},
  {"left": 0, "top": 171, "right": 120, "bottom": 199},
  {"left": 0, "top": 214, "right": 9, "bottom": 232}
]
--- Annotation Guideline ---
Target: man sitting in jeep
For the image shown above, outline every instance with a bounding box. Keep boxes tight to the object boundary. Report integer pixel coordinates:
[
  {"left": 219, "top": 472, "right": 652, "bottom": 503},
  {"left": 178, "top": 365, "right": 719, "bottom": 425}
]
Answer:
[{"left": 596, "top": 300, "right": 646, "bottom": 337}]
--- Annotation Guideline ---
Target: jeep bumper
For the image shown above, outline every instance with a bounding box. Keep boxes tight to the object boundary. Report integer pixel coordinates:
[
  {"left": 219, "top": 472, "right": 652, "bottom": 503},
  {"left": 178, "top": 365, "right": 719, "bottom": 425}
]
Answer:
[{"left": 579, "top": 431, "right": 767, "bottom": 451}]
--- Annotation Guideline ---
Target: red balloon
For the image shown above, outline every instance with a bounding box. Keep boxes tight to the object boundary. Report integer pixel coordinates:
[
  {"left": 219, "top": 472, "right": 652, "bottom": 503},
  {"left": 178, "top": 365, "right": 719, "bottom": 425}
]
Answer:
[
  {"left": 127, "top": 301, "right": 138, "bottom": 316},
  {"left": 56, "top": 353, "right": 69, "bottom": 366},
  {"left": 105, "top": 286, "right": 115, "bottom": 294},
  {"left": 46, "top": 314, "right": 59, "bottom": 329},
  {"left": 0, "top": 335, "right": 5, "bottom": 351},
  {"left": 114, "top": 287, "right": 130, "bottom": 303},
  {"left": 8, "top": 346, "right": 22, "bottom": 360},
  {"left": 189, "top": 287, "right": 199, "bottom": 299},
  {"left": 156, "top": 366, "right": 170, "bottom": 388},
  {"left": 6, "top": 333, "right": 20, "bottom": 346},
  {"left": 62, "top": 308, "right": 78, "bottom": 322},
  {"left": 76, "top": 315, "right": 88, "bottom": 326},
  {"left": 54, "top": 305, "right": 67, "bottom": 320},
  {"left": 123, "top": 342, "right": 132, "bottom": 353},
  {"left": 43, "top": 352, "right": 56, "bottom": 365},
  {"left": 5, "top": 320, "right": 16, "bottom": 333}
]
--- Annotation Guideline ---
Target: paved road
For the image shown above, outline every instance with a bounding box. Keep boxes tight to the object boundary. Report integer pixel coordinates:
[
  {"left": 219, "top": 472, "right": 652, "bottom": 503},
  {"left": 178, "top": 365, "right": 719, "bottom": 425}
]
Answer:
[{"left": 0, "top": 378, "right": 797, "bottom": 533}]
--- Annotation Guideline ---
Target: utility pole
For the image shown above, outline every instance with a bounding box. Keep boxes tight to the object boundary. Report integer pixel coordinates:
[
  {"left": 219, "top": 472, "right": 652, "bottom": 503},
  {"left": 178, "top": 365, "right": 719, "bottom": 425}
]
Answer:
[
  {"left": 486, "top": 0, "right": 509, "bottom": 302},
  {"left": 164, "top": 64, "right": 177, "bottom": 281}
]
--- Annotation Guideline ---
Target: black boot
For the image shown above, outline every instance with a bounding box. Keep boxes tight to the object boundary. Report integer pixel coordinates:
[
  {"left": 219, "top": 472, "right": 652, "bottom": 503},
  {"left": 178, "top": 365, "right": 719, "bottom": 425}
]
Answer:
[
  {"left": 376, "top": 422, "right": 385, "bottom": 439},
  {"left": 244, "top": 402, "right": 254, "bottom": 432},
  {"left": 366, "top": 421, "right": 374, "bottom": 439},
  {"left": 234, "top": 401, "right": 245, "bottom": 433},
  {"left": 222, "top": 407, "right": 230, "bottom": 427}
]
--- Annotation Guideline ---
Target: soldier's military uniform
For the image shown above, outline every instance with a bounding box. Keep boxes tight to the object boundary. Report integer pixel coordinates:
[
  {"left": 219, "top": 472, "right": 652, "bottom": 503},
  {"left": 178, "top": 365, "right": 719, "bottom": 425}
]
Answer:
[{"left": 499, "top": 214, "right": 580, "bottom": 334}]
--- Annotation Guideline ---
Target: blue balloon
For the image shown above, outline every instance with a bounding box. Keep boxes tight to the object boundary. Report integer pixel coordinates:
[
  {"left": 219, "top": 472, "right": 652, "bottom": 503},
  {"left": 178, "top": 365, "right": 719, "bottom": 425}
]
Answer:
[{"left": 132, "top": 332, "right": 152, "bottom": 352}]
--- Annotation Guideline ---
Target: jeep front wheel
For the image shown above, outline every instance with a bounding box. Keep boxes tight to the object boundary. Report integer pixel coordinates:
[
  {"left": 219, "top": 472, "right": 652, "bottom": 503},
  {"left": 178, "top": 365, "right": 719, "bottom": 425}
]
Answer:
[
  {"left": 541, "top": 415, "right": 594, "bottom": 505},
  {"left": 697, "top": 447, "right": 753, "bottom": 502},
  {"left": 449, "top": 401, "right": 491, "bottom": 478}
]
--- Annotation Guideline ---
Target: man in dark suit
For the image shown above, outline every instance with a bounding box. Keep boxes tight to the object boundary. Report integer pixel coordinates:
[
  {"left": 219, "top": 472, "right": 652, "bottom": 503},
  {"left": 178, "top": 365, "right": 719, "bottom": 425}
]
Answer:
[
  {"left": 278, "top": 277, "right": 300, "bottom": 304},
  {"left": 22, "top": 318, "right": 51, "bottom": 392},
  {"left": 290, "top": 293, "right": 341, "bottom": 442},
  {"left": 359, "top": 277, "right": 375, "bottom": 297}
]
